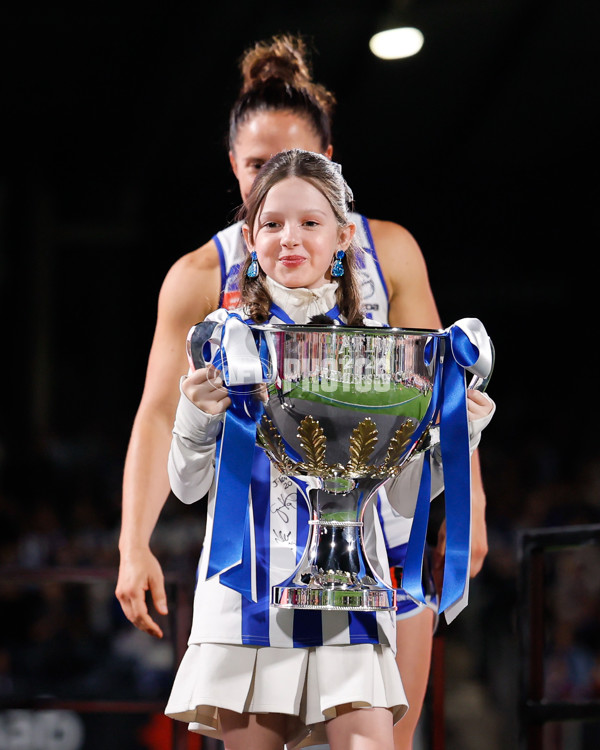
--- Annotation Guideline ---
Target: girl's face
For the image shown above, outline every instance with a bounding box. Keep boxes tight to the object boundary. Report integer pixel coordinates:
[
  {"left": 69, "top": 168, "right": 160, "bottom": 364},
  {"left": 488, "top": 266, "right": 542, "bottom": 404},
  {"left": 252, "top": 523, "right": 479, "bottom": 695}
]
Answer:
[
  {"left": 229, "top": 110, "right": 332, "bottom": 202},
  {"left": 243, "top": 176, "right": 354, "bottom": 290}
]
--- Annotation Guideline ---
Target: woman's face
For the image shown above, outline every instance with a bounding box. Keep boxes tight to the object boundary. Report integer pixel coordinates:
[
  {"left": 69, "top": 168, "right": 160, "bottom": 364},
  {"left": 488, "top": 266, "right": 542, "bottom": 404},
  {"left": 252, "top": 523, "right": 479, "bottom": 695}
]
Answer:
[
  {"left": 229, "top": 110, "right": 332, "bottom": 202},
  {"left": 243, "top": 176, "right": 354, "bottom": 290}
]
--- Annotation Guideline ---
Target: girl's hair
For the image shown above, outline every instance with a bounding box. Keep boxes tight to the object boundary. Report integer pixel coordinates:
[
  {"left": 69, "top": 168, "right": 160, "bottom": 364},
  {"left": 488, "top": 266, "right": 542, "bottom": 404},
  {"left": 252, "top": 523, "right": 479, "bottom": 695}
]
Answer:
[
  {"left": 229, "top": 35, "right": 336, "bottom": 152},
  {"left": 238, "top": 149, "right": 364, "bottom": 326}
]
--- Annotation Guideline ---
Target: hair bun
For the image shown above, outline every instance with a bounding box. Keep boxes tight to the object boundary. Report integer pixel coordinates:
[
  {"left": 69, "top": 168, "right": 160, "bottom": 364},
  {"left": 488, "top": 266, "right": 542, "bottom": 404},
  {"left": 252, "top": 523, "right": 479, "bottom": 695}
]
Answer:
[
  {"left": 241, "top": 35, "right": 311, "bottom": 92},
  {"left": 230, "top": 35, "right": 336, "bottom": 150}
]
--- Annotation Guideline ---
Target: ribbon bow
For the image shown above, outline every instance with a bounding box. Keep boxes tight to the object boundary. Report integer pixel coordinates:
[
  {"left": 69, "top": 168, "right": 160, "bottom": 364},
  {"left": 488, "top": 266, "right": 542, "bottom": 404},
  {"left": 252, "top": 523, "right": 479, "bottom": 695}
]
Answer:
[{"left": 401, "top": 318, "right": 493, "bottom": 623}]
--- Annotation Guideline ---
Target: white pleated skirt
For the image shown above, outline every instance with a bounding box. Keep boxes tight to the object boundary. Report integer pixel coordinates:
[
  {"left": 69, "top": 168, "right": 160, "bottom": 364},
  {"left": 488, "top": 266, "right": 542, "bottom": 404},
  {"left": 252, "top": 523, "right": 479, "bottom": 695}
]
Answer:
[{"left": 165, "top": 642, "right": 408, "bottom": 749}]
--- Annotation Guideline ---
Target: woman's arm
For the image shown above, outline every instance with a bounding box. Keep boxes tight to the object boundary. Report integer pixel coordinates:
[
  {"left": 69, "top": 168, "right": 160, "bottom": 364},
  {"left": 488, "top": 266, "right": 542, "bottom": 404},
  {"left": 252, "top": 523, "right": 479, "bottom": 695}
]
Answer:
[
  {"left": 368, "top": 219, "right": 442, "bottom": 331},
  {"left": 369, "top": 218, "right": 491, "bottom": 578},
  {"left": 116, "top": 241, "right": 222, "bottom": 637}
]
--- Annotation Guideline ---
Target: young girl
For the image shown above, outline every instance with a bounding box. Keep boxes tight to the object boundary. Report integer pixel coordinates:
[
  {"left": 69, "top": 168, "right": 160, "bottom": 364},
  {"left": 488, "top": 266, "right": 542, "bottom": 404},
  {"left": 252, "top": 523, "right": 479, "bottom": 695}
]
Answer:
[{"left": 164, "top": 149, "right": 495, "bottom": 750}]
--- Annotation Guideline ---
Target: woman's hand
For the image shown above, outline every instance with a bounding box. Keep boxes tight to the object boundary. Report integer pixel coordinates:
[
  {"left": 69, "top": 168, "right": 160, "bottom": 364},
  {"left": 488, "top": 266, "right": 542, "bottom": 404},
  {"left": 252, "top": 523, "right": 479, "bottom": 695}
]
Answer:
[
  {"left": 116, "top": 546, "right": 168, "bottom": 638},
  {"left": 467, "top": 389, "right": 494, "bottom": 421},
  {"left": 181, "top": 365, "right": 231, "bottom": 414}
]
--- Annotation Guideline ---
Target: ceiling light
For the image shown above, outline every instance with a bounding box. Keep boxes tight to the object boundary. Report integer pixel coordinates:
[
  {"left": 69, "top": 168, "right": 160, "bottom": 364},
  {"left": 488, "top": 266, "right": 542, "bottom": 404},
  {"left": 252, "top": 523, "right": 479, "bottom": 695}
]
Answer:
[{"left": 369, "top": 27, "right": 424, "bottom": 60}]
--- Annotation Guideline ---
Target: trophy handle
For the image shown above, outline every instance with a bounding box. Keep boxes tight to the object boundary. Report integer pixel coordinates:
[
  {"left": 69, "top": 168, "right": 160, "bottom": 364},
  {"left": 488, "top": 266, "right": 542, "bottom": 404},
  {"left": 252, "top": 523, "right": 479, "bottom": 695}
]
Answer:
[
  {"left": 467, "top": 339, "right": 495, "bottom": 393},
  {"left": 186, "top": 321, "right": 220, "bottom": 372},
  {"left": 409, "top": 338, "right": 495, "bottom": 457}
]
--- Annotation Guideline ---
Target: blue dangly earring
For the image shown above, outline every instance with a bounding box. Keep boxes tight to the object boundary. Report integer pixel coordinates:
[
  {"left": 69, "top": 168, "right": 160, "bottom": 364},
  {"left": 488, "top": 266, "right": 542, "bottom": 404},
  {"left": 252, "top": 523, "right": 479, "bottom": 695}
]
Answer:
[
  {"left": 331, "top": 249, "right": 345, "bottom": 277},
  {"left": 247, "top": 250, "right": 259, "bottom": 278}
]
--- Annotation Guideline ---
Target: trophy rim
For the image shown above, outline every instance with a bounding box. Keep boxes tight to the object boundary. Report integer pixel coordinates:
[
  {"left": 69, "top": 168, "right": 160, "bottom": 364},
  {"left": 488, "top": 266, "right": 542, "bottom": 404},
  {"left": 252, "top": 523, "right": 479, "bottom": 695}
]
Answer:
[{"left": 251, "top": 323, "right": 444, "bottom": 335}]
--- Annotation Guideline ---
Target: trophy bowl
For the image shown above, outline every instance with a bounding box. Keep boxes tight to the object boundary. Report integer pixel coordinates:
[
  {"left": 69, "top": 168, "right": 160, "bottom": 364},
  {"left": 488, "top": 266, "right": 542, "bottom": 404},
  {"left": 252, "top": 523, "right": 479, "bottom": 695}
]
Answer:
[{"left": 247, "top": 323, "right": 443, "bottom": 611}]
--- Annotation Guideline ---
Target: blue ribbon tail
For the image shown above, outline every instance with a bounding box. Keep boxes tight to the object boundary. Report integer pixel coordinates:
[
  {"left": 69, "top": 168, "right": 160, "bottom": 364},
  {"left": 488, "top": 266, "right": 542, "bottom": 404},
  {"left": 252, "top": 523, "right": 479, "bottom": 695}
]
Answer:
[
  {"left": 219, "top": 502, "right": 255, "bottom": 600},
  {"left": 401, "top": 450, "right": 432, "bottom": 604},
  {"left": 206, "top": 402, "right": 257, "bottom": 587},
  {"left": 437, "top": 335, "right": 472, "bottom": 615}
]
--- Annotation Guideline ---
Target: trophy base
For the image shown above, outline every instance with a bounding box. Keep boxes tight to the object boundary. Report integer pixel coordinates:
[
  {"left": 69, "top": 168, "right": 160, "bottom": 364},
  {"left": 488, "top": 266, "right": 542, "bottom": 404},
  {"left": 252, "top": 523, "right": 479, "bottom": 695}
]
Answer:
[{"left": 272, "top": 585, "right": 396, "bottom": 611}]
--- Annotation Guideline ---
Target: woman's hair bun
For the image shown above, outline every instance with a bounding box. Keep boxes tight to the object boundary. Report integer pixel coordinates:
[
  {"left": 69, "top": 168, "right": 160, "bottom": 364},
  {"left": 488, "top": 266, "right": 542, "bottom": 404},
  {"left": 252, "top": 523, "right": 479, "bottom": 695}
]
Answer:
[
  {"left": 241, "top": 35, "right": 311, "bottom": 91},
  {"left": 240, "top": 34, "right": 336, "bottom": 115}
]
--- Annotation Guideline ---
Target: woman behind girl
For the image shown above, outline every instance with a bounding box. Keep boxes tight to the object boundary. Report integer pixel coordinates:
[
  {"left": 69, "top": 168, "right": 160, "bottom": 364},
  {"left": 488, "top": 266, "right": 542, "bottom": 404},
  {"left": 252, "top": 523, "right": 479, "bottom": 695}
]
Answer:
[
  {"left": 116, "top": 35, "right": 489, "bottom": 749},
  {"left": 164, "top": 149, "right": 495, "bottom": 750}
]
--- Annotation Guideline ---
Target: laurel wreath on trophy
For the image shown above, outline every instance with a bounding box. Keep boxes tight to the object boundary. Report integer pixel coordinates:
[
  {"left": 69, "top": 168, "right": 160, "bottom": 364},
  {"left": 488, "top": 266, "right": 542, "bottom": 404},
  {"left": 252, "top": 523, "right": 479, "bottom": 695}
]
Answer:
[{"left": 257, "top": 414, "right": 417, "bottom": 479}]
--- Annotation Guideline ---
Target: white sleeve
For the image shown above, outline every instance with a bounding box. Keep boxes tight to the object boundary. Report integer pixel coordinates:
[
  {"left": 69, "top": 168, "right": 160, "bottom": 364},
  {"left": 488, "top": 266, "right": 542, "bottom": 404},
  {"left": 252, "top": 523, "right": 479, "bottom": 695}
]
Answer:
[
  {"left": 384, "top": 448, "right": 445, "bottom": 518},
  {"left": 384, "top": 393, "right": 496, "bottom": 518},
  {"left": 467, "top": 393, "right": 496, "bottom": 451},
  {"left": 167, "top": 377, "right": 224, "bottom": 505}
]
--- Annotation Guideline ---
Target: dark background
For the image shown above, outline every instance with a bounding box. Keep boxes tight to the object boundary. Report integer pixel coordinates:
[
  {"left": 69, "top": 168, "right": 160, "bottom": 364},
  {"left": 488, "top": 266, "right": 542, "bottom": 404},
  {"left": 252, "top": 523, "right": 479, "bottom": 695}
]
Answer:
[
  {"left": 1, "top": 1, "right": 599, "bottom": 748},
  {"left": 2, "top": 0, "right": 597, "bottom": 454}
]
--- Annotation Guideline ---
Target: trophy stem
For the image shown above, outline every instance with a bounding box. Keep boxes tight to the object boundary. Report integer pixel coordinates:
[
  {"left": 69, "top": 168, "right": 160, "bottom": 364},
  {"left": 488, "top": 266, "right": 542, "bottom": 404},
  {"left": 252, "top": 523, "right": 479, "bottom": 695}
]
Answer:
[{"left": 272, "top": 482, "right": 396, "bottom": 611}]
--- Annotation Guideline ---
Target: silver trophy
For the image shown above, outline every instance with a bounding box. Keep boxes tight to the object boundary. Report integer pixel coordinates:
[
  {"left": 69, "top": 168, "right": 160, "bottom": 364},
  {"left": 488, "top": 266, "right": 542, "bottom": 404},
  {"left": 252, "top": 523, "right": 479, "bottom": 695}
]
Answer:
[
  {"left": 253, "top": 324, "right": 439, "bottom": 612},
  {"left": 189, "top": 321, "right": 481, "bottom": 612}
]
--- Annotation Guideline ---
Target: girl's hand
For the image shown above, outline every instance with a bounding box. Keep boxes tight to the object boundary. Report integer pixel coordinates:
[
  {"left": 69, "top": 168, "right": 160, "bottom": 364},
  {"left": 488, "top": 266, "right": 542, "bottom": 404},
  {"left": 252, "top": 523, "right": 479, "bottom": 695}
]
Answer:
[
  {"left": 181, "top": 365, "right": 231, "bottom": 415},
  {"left": 467, "top": 389, "right": 494, "bottom": 421}
]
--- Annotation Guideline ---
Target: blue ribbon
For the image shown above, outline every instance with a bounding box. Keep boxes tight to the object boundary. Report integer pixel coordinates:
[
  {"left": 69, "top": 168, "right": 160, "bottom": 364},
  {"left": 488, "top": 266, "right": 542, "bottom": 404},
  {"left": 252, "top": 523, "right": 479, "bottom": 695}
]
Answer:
[
  {"left": 206, "top": 386, "right": 259, "bottom": 587},
  {"left": 205, "top": 315, "right": 267, "bottom": 600},
  {"left": 437, "top": 326, "right": 479, "bottom": 613},
  {"left": 401, "top": 449, "right": 432, "bottom": 603},
  {"left": 401, "top": 325, "right": 481, "bottom": 616},
  {"left": 399, "top": 336, "right": 442, "bottom": 605}
]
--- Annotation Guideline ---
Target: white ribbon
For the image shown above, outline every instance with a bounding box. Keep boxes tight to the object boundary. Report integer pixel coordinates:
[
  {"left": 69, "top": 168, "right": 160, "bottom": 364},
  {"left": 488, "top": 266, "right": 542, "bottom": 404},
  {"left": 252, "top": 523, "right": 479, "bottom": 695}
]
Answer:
[
  {"left": 449, "top": 317, "right": 494, "bottom": 390},
  {"left": 200, "top": 309, "right": 265, "bottom": 385}
]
